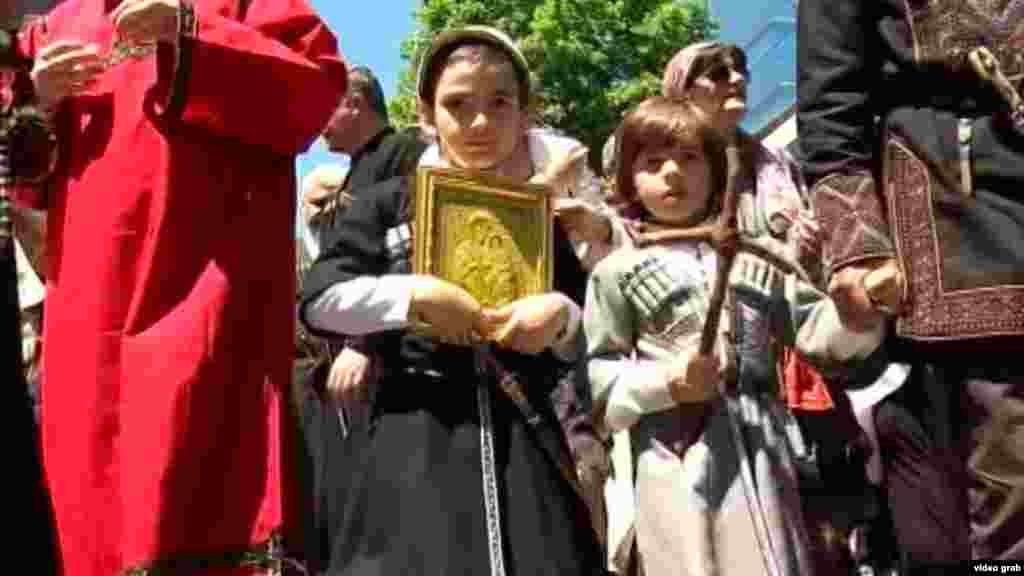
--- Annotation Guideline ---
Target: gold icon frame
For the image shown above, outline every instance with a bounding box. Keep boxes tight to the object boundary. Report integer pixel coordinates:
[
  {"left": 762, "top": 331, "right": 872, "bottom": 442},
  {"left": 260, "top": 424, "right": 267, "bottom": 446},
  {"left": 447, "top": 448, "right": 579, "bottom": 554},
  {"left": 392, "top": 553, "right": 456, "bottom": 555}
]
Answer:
[{"left": 413, "top": 167, "right": 554, "bottom": 311}]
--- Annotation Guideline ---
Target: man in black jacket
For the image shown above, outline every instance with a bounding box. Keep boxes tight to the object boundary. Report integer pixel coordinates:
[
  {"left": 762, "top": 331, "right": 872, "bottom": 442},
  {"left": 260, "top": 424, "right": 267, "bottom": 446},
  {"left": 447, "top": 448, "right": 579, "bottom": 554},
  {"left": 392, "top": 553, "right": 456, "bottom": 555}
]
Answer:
[
  {"left": 321, "top": 65, "right": 428, "bottom": 203},
  {"left": 298, "top": 64, "right": 428, "bottom": 573},
  {"left": 302, "top": 66, "right": 428, "bottom": 267},
  {"left": 300, "top": 65, "right": 429, "bottom": 406},
  {"left": 798, "top": 0, "right": 1024, "bottom": 570}
]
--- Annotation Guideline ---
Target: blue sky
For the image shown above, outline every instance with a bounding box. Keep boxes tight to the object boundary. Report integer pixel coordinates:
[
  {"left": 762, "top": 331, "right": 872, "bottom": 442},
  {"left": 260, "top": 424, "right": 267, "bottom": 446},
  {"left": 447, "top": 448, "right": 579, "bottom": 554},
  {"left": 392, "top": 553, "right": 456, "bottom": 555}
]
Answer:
[{"left": 296, "top": 0, "right": 421, "bottom": 182}]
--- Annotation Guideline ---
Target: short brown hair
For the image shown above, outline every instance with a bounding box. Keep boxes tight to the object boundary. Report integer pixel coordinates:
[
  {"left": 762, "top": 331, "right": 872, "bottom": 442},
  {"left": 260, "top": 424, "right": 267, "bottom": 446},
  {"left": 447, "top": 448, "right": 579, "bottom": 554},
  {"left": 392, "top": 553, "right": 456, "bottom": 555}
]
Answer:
[
  {"left": 613, "top": 96, "right": 726, "bottom": 221},
  {"left": 349, "top": 66, "right": 389, "bottom": 123}
]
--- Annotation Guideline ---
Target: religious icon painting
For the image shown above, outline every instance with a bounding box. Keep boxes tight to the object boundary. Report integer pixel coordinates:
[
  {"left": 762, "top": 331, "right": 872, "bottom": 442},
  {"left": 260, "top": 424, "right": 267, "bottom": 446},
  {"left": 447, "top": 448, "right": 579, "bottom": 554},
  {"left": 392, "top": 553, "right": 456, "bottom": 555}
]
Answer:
[{"left": 413, "top": 166, "right": 554, "bottom": 318}]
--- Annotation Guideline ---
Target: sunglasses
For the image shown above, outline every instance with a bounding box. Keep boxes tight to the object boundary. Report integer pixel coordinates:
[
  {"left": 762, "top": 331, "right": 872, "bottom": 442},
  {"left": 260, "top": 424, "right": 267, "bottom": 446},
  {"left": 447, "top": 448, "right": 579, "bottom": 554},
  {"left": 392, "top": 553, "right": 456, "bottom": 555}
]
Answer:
[{"left": 700, "top": 63, "right": 750, "bottom": 84}]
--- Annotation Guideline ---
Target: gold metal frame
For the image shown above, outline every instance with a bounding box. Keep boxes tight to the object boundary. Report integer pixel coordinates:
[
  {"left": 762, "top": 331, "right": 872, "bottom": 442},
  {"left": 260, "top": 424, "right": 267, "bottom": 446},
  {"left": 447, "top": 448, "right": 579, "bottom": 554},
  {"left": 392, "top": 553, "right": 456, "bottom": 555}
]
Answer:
[{"left": 414, "top": 166, "right": 553, "bottom": 310}]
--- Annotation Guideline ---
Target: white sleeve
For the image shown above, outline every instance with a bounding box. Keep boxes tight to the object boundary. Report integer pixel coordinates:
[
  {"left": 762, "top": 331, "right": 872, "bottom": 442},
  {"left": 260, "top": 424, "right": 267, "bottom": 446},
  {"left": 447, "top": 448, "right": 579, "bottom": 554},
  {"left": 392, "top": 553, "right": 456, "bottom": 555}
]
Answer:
[
  {"left": 584, "top": 260, "right": 678, "bottom": 433},
  {"left": 601, "top": 359, "right": 677, "bottom": 433},
  {"left": 794, "top": 295, "right": 885, "bottom": 362},
  {"left": 304, "top": 274, "right": 416, "bottom": 335}
]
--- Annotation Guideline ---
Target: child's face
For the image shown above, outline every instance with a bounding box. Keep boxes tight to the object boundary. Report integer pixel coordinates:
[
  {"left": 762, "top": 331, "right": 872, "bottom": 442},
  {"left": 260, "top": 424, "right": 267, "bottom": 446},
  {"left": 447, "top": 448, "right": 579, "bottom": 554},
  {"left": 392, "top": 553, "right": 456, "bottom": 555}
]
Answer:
[
  {"left": 632, "top": 142, "right": 712, "bottom": 226},
  {"left": 428, "top": 57, "right": 528, "bottom": 171}
]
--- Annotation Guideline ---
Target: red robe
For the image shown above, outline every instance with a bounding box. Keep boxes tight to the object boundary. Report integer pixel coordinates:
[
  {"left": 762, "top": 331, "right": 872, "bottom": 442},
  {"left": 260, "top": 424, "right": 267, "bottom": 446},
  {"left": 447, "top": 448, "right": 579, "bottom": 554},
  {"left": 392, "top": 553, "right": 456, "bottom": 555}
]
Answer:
[{"left": 16, "top": 2, "right": 345, "bottom": 573}]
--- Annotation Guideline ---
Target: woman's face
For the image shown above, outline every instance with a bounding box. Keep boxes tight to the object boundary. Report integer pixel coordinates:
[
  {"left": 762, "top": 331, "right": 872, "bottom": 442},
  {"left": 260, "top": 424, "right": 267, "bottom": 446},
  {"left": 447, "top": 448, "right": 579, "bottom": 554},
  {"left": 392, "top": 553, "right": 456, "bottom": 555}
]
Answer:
[
  {"left": 426, "top": 56, "right": 528, "bottom": 172},
  {"left": 633, "top": 142, "right": 712, "bottom": 226},
  {"left": 688, "top": 55, "right": 748, "bottom": 132}
]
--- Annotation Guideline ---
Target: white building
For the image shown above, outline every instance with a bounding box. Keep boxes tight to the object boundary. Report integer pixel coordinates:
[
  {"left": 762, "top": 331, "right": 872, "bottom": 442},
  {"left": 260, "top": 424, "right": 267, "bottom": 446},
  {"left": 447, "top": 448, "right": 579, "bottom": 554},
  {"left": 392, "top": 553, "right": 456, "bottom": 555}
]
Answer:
[{"left": 709, "top": 0, "right": 799, "bottom": 146}]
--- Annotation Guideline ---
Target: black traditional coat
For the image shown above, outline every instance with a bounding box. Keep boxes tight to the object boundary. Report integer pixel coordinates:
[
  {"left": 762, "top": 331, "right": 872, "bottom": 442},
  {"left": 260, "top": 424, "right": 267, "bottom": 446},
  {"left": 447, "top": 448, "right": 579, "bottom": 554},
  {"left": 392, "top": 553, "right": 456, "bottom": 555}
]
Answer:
[
  {"left": 797, "top": 0, "right": 1024, "bottom": 355},
  {"left": 300, "top": 175, "right": 603, "bottom": 576},
  {"left": 341, "top": 126, "right": 428, "bottom": 199}
]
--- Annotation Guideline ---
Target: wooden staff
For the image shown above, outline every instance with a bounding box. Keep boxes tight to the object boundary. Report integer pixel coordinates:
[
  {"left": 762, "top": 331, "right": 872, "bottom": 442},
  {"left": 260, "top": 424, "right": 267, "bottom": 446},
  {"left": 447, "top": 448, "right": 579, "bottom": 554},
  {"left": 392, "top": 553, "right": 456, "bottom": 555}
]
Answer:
[{"left": 698, "top": 145, "right": 742, "bottom": 354}]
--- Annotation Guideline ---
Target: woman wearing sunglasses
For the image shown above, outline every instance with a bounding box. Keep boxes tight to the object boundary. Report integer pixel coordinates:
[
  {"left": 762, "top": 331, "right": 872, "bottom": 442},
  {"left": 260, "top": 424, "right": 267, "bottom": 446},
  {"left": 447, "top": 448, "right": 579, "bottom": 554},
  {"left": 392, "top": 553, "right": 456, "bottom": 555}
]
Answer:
[{"left": 662, "top": 41, "right": 819, "bottom": 261}]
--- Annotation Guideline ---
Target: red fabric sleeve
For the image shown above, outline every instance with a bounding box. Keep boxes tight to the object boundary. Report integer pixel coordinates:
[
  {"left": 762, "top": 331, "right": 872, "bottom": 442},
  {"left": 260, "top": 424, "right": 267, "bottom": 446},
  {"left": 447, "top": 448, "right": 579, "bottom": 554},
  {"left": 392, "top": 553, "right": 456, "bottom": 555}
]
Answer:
[
  {"left": 158, "top": 0, "right": 347, "bottom": 156},
  {"left": 14, "top": 16, "right": 47, "bottom": 61}
]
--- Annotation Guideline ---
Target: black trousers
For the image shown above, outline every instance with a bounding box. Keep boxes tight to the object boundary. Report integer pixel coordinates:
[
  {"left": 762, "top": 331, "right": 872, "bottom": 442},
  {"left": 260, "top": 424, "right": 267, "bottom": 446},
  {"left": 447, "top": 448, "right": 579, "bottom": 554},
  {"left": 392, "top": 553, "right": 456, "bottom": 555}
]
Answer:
[{"left": 874, "top": 362, "right": 1024, "bottom": 571}]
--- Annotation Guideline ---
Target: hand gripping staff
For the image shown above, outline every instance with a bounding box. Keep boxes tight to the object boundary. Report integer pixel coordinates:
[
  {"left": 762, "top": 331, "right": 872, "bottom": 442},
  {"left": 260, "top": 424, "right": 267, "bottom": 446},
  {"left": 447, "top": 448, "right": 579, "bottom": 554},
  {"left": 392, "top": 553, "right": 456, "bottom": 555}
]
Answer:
[{"left": 635, "top": 145, "right": 796, "bottom": 576}]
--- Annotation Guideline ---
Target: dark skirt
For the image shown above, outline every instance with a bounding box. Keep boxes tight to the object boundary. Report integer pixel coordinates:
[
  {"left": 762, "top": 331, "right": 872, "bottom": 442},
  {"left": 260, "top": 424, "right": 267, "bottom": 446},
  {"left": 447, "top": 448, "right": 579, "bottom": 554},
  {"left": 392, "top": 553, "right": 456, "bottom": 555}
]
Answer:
[{"left": 302, "top": 369, "right": 604, "bottom": 576}]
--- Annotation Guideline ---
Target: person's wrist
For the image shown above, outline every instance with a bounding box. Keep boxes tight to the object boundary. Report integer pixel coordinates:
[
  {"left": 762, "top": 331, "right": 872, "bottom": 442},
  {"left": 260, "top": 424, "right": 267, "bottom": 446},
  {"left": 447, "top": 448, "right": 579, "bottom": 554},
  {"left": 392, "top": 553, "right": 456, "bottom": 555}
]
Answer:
[{"left": 861, "top": 265, "right": 898, "bottom": 316}]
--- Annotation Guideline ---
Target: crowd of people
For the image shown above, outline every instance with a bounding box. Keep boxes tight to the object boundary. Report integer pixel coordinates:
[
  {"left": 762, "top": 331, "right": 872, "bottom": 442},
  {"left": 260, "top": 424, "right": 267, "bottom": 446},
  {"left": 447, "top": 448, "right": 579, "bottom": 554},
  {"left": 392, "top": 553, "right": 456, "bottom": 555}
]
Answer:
[{"left": 5, "top": 0, "right": 1023, "bottom": 575}]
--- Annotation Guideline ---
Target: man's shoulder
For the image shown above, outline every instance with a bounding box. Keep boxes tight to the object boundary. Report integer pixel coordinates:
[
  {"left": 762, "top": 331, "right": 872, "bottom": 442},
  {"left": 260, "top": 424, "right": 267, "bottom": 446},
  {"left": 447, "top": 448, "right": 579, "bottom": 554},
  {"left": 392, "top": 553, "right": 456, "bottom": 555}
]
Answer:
[
  {"left": 319, "top": 175, "right": 408, "bottom": 244},
  {"left": 353, "top": 173, "right": 408, "bottom": 207},
  {"left": 368, "top": 127, "right": 427, "bottom": 179},
  {"left": 379, "top": 127, "right": 429, "bottom": 157}
]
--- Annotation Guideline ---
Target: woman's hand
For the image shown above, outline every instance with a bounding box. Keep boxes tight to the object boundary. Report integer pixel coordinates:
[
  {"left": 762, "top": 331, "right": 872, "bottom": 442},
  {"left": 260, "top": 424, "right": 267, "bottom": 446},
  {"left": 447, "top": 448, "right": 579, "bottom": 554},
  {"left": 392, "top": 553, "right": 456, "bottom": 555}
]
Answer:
[
  {"left": 828, "top": 258, "right": 902, "bottom": 332},
  {"left": 529, "top": 145, "right": 588, "bottom": 196},
  {"left": 408, "top": 275, "right": 485, "bottom": 345},
  {"left": 30, "top": 41, "right": 105, "bottom": 111},
  {"left": 481, "top": 293, "right": 571, "bottom": 355},
  {"left": 554, "top": 199, "right": 613, "bottom": 246},
  {"left": 666, "top": 349, "right": 721, "bottom": 404},
  {"left": 111, "top": 0, "right": 181, "bottom": 47}
]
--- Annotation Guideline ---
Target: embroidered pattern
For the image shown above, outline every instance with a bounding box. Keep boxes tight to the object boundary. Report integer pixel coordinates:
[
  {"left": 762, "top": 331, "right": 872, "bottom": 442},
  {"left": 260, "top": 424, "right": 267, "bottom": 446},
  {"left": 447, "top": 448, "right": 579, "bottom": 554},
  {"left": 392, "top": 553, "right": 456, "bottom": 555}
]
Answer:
[
  {"left": 905, "top": 0, "right": 1024, "bottom": 78},
  {"left": 886, "top": 136, "right": 1024, "bottom": 340},
  {"left": 811, "top": 172, "right": 896, "bottom": 278}
]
